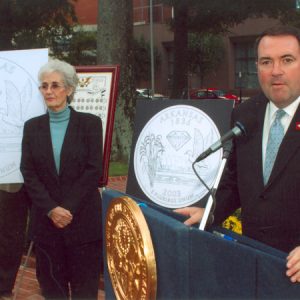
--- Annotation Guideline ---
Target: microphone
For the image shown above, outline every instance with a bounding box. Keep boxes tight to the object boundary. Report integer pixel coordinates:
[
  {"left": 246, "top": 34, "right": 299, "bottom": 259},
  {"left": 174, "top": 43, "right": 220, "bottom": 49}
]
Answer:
[{"left": 194, "top": 121, "right": 247, "bottom": 163}]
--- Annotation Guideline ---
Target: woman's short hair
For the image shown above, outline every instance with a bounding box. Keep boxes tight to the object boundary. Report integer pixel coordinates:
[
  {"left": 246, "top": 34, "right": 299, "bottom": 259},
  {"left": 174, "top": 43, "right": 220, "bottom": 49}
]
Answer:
[{"left": 38, "top": 59, "right": 79, "bottom": 102}]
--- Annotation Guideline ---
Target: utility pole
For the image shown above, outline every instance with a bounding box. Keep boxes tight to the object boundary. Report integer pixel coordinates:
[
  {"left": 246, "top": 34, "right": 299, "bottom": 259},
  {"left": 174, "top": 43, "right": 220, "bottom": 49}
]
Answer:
[{"left": 149, "top": 0, "right": 155, "bottom": 97}]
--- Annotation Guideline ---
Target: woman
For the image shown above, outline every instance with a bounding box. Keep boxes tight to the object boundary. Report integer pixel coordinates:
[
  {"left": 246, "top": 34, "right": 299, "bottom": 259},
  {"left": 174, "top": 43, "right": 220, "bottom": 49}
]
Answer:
[{"left": 21, "top": 59, "right": 103, "bottom": 299}]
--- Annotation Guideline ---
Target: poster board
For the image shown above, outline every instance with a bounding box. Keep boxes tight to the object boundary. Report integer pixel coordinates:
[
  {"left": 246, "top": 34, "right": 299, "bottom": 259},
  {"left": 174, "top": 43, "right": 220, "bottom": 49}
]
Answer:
[
  {"left": 0, "top": 49, "right": 48, "bottom": 184},
  {"left": 126, "top": 99, "right": 234, "bottom": 208},
  {"left": 72, "top": 65, "right": 120, "bottom": 186}
]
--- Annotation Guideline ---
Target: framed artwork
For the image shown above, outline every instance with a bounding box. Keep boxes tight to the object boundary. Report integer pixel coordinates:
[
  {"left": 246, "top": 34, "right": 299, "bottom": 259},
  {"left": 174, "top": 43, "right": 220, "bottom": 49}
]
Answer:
[{"left": 73, "top": 65, "right": 120, "bottom": 186}]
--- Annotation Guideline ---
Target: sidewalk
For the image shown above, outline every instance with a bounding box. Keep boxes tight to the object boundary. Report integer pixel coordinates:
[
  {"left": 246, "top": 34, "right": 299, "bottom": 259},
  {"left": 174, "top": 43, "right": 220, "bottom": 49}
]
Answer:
[
  {"left": 13, "top": 176, "right": 127, "bottom": 300},
  {"left": 104, "top": 175, "right": 127, "bottom": 193}
]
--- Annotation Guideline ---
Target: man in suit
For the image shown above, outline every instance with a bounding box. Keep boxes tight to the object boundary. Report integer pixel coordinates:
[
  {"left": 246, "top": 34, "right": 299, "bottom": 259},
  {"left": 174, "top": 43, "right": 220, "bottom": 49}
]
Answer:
[{"left": 175, "top": 25, "right": 300, "bottom": 283}]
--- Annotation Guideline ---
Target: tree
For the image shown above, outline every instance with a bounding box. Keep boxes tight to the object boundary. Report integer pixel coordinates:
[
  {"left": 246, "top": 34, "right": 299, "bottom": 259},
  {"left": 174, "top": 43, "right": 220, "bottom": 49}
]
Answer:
[
  {"left": 0, "top": 0, "right": 76, "bottom": 54},
  {"left": 170, "top": 1, "right": 188, "bottom": 98},
  {"left": 97, "top": 0, "right": 136, "bottom": 162},
  {"left": 67, "top": 29, "right": 97, "bottom": 65},
  {"left": 163, "top": 0, "right": 296, "bottom": 98},
  {"left": 188, "top": 33, "right": 225, "bottom": 86},
  {"left": 280, "top": 8, "right": 300, "bottom": 28},
  {"left": 133, "top": 36, "right": 161, "bottom": 83}
]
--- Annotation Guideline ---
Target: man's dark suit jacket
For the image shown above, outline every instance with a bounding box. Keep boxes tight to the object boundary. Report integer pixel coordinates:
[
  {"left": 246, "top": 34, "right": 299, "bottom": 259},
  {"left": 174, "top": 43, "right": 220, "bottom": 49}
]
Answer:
[
  {"left": 214, "top": 93, "right": 300, "bottom": 253},
  {"left": 21, "top": 107, "right": 103, "bottom": 246}
]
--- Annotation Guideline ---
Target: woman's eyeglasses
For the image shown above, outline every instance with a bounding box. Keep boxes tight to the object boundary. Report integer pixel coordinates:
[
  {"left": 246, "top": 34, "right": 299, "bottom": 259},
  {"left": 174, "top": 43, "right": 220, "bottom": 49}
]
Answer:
[{"left": 39, "top": 82, "right": 65, "bottom": 92}]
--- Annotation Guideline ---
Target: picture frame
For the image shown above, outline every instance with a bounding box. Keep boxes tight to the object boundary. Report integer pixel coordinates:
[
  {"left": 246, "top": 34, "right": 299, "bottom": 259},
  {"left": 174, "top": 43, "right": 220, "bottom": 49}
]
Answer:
[{"left": 73, "top": 65, "right": 120, "bottom": 186}]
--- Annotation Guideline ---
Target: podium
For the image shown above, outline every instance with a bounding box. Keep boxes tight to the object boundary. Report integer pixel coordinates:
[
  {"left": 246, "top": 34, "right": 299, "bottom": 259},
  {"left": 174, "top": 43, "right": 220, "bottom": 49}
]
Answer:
[{"left": 102, "top": 189, "right": 300, "bottom": 299}]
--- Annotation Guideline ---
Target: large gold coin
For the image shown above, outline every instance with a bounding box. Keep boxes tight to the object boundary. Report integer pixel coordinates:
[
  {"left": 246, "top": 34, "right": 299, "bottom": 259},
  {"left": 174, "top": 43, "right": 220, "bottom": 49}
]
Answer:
[{"left": 105, "top": 196, "right": 157, "bottom": 300}]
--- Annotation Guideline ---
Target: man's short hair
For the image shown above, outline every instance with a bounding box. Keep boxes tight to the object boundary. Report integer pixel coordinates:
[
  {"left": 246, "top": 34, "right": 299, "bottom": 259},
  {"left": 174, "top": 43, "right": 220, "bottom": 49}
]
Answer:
[{"left": 255, "top": 25, "right": 300, "bottom": 59}]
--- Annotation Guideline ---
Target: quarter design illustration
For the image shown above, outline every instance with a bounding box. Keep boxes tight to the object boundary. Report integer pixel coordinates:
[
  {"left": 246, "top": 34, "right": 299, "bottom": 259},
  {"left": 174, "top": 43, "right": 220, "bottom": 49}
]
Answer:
[
  {"left": 134, "top": 105, "right": 222, "bottom": 208},
  {"left": 0, "top": 57, "right": 44, "bottom": 180},
  {"left": 106, "top": 197, "right": 157, "bottom": 300}
]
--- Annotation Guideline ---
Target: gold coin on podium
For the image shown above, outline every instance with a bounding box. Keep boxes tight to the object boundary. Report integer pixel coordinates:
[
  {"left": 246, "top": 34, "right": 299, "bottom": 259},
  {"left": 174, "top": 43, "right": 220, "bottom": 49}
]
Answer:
[{"left": 105, "top": 196, "right": 157, "bottom": 300}]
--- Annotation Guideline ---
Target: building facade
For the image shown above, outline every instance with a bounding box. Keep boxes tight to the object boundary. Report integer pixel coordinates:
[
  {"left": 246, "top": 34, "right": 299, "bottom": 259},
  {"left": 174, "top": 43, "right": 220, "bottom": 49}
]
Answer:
[{"left": 74, "top": 0, "right": 280, "bottom": 97}]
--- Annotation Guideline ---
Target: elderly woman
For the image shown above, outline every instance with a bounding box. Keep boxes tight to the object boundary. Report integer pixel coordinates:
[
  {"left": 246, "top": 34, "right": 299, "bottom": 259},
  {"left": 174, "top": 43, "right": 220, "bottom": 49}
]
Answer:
[{"left": 21, "top": 59, "right": 103, "bottom": 299}]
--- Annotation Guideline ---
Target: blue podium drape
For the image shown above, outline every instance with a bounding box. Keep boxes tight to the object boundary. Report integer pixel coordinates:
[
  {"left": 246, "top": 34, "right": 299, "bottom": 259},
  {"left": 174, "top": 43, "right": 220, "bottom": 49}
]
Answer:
[{"left": 102, "top": 189, "right": 300, "bottom": 299}]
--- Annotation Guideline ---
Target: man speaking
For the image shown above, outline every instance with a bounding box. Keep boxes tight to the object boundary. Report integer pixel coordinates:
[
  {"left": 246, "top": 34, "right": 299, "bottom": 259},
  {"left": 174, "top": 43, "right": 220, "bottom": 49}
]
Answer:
[{"left": 175, "top": 25, "right": 300, "bottom": 284}]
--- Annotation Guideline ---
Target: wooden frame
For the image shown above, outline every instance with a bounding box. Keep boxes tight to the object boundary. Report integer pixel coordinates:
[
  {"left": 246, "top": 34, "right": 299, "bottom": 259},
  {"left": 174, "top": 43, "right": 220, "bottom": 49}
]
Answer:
[{"left": 74, "top": 65, "right": 120, "bottom": 186}]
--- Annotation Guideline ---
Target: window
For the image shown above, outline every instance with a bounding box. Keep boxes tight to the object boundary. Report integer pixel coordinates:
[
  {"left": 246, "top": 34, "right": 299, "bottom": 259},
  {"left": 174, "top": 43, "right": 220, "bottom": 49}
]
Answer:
[
  {"left": 234, "top": 42, "right": 259, "bottom": 89},
  {"left": 133, "top": 1, "right": 172, "bottom": 24}
]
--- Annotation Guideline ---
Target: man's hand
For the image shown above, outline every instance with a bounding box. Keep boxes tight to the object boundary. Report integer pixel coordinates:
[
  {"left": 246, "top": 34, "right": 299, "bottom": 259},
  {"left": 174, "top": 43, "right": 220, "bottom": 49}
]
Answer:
[
  {"left": 49, "top": 206, "right": 73, "bottom": 229},
  {"left": 174, "top": 207, "right": 204, "bottom": 226},
  {"left": 286, "top": 246, "right": 300, "bottom": 283}
]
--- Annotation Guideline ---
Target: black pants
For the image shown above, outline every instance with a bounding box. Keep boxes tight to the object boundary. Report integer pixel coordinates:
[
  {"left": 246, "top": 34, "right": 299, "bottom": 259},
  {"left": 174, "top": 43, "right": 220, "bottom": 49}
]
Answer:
[
  {"left": 0, "top": 188, "right": 28, "bottom": 295},
  {"left": 35, "top": 239, "right": 102, "bottom": 300}
]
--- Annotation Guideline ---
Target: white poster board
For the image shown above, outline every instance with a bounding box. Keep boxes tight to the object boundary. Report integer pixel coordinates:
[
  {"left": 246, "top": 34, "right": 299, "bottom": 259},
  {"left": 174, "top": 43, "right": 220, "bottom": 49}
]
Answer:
[{"left": 0, "top": 48, "right": 48, "bottom": 184}]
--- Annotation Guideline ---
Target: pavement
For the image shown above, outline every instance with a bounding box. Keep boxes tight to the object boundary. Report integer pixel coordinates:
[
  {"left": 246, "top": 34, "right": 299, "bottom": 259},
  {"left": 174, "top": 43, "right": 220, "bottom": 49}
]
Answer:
[{"left": 12, "top": 176, "right": 127, "bottom": 300}]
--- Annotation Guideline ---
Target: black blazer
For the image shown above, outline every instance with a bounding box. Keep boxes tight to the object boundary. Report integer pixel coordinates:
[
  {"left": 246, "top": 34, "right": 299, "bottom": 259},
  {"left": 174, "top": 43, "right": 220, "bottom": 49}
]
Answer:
[
  {"left": 214, "top": 93, "right": 300, "bottom": 253},
  {"left": 21, "top": 107, "right": 103, "bottom": 246}
]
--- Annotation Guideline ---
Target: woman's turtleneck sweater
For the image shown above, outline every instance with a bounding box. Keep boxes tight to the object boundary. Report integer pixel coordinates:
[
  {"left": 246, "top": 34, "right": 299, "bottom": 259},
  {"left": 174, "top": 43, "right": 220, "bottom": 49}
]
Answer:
[{"left": 48, "top": 106, "right": 71, "bottom": 173}]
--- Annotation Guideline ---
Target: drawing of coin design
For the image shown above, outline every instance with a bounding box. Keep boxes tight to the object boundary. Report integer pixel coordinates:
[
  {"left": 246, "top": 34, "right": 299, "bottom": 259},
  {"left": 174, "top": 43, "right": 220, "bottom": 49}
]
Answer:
[
  {"left": 0, "top": 57, "right": 45, "bottom": 181},
  {"left": 134, "top": 104, "right": 222, "bottom": 208},
  {"left": 106, "top": 196, "right": 157, "bottom": 300}
]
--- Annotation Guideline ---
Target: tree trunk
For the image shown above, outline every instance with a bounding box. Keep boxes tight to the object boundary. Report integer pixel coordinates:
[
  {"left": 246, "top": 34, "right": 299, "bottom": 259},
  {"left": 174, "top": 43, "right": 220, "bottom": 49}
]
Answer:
[
  {"left": 170, "top": 3, "right": 188, "bottom": 99},
  {"left": 97, "top": 0, "right": 136, "bottom": 162}
]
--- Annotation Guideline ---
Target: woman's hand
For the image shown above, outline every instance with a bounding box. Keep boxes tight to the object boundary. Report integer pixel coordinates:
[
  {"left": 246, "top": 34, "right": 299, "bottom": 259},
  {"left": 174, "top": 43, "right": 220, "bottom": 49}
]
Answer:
[{"left": 49, "top": 206, "right": 73, "bottom": 228}]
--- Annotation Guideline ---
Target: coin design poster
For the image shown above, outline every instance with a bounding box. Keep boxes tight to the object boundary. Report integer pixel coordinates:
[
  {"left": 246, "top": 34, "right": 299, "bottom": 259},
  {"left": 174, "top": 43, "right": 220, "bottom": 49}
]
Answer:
[
  {"left": 127, "top": 99, "right": 234, "bottom": 208},
  {"left": 0, "top": 49, "right": 48, "bottom": 183}
]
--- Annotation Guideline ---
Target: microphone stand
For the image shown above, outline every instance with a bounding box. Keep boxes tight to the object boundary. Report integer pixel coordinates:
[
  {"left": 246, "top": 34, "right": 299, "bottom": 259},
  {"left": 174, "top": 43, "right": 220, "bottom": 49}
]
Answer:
[
  {"left": 198, "top": 157, "right": 227, "bottom": 230},
  {"left": 196, "top": 146, "right": 232, "bottom": 231}
]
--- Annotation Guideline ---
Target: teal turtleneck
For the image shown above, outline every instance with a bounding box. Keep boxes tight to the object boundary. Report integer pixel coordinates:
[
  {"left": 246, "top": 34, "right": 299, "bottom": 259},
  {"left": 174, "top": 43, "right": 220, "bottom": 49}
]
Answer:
[{"left": 48, "top": 105, "right": 71, "bottom": 173}]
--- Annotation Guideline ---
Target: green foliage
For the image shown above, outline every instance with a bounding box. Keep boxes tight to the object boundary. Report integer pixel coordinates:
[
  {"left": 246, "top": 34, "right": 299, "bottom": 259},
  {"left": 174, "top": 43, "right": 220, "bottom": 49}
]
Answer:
[
  {"left": 108, "top": 161, "right": 129, "bottom": 176},
  {"left": 66, "top": 30, "right": 97, "bottom": 65},
  {"left": 281, "top": 9, "right": 300, "bottom": 28},
  {"left": 188, "top": 33, "right": 224, "bottom": 85},
  {"left": 165, "top": 0, "right": 296, "bottom": 34},
  {"left": 233, "top": 208, "right": 242, "bottom": 220},
  {"left": 133, "top": 36, "right": 161, "bottom": 82},
  {"left": 187, "top": 0, "right": 295, "bottom": 33},
  {"left": 0, "top": 0, "right": 76, "bottom": 52},
  {"left": 65, "top": 30, "right": 160, "bottom": 69}
]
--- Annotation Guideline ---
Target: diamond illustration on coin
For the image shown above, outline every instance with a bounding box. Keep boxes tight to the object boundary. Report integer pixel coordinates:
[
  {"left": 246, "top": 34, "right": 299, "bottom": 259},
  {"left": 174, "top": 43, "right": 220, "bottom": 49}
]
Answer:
[
  {"left": 134, "top": 104, "right": 222, "bottom": 208},
  {"left": 167, "top": 130, "right": 191, "bottom": 151}
]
